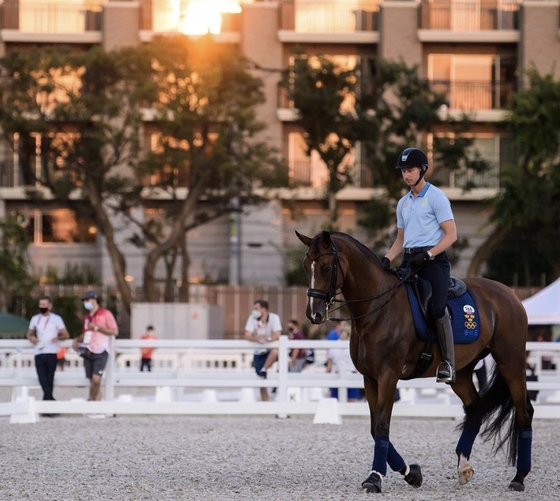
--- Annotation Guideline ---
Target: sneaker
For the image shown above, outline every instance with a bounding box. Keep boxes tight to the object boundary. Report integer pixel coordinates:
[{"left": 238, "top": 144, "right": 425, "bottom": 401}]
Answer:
[{"left": 258, "top": 370, "right": 267, "bottom": 379}]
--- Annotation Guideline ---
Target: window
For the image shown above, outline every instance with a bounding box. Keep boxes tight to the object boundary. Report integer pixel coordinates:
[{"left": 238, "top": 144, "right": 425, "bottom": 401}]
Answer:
[
  {"left": 288, "top": 132, "right": 356, "bottom": 189},
  {"left": 18, "top": 0, "right": 103, "bottom": 33},
  {"left": 429, "top": 54, "right": 492, "bottom": 110},
  {"left": 26, "top": 209, "right": 97, "bottom": 244},
  {"left": 293, "top": 0, "right": 379, "bottom": 33}
]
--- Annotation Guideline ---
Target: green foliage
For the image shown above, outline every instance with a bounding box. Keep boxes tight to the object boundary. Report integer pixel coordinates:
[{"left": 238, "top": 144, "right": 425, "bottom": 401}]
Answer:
[
  {"left": 0, "top": 212, "right": 37, "bottom": 312},
  {"left": 284, "top": 246, "right": 309, "bottom": 286},
  {"left": 44, "top": 263, "right": 101, "bottom": 286},
  {"left": 0, "top": 38, "right": 285, "bottom": 307},
  {"left": 482, "top": 67, "right": 560, "bottom": 283}
]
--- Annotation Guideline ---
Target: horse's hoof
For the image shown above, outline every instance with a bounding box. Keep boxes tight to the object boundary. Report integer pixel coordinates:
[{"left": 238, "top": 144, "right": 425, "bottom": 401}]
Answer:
[
  {"left": 362, "top": 471, "right": 383, "bottom": 494},
  {"left": 509, "top": 481, "right": 525, "bottom": 492},
  {"left": 458, "top": 465, "right": 474, "bottom": 485},
  {"left": 404, "top": 463, "right": 422, "bottom": 488}
]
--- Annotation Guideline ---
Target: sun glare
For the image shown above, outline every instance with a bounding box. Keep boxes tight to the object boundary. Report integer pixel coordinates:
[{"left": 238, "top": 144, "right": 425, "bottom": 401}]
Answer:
[{"left": 181, "top": 0, "right": 242, "bottom": 35}]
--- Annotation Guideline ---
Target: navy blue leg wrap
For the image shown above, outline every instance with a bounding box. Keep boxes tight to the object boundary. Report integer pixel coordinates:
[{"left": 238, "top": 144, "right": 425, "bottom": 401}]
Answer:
[
  {"left": 387, "top": 441, "right": 406, "bottom": 472},
  {"left": 371, "top": 436, "right": 390, "bottom": 476},
  {"left": 456, "top": 425, "right": 480, "bottom": 459},
  {"left": 517, "top": 428, "right": 532, "bottom": 473}
]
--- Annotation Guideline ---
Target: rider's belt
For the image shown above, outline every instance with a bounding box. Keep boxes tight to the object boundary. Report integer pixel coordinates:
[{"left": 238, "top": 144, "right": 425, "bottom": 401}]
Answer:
[{"left": 404, "top": 246, "right": 432, "bottom": 255}]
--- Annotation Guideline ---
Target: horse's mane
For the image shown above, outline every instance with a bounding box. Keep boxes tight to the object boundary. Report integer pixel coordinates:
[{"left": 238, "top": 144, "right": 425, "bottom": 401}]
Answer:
[{"left": 327, "top": 231, "right": 383, "bottom": 264}]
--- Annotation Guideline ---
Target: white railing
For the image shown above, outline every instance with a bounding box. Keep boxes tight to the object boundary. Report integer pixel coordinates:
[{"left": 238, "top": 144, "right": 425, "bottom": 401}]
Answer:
[{"left": 0, "top": 338, "right": 559, "bottom": 423}]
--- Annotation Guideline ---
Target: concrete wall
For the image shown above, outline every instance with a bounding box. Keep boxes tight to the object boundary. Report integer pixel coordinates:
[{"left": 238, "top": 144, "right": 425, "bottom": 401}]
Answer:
[
  {"left": 379, "top": 1, "right": 423, "bottom": 71},
  {"left": 519, "top": 1, "right": 560, "bottom": 82}
]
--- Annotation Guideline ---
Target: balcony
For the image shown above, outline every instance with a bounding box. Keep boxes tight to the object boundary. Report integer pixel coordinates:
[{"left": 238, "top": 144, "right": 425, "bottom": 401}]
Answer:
[
  {"left": 432, "top": 160, "right": 500, "bottom": 190},
  {"left": 289, "top": 161, "right": 373, "bottom": 190},
  {"left": 430, "top": 80, "right": 515, "bottom": 112},
  {"left": 139, "top": 0, "right": 240, "bottom": 35},
  {"left": 278, "top": 0, "right": 380, "bottom": 43},
  {"left": 419, "top": 0, "right": 519, "bottom": 30},
  {"left": 418, "top": 0, "right": 520, "bottom": 43},
  {"left": 0, "top": 0, "right": 103, "bottom": 34}
]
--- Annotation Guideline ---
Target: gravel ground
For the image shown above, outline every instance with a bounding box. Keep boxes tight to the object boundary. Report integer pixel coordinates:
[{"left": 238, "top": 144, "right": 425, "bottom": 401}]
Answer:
[{"left": 0, "top": 413, "right": 557, "bottom": 501}]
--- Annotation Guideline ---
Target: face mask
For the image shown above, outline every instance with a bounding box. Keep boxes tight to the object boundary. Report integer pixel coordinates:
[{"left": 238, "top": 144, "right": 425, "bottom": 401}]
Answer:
[
  {"left": 83, "top": 301, "right": 94, "bottom": 311},
  {"left": 39, "top": 307, "right": 49, "bottom": 314},
  {"left": 251, "top": 309, "right": 262, "bottom": 320}
]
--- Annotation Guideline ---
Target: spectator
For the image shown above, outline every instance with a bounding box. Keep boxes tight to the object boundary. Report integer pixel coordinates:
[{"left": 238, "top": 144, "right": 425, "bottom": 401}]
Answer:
[
  {"left": 326, "top": 328, "right": 360, "bottom": 402},
  {"left": 259, "top": 319, "right": 308, "bottom": 375},
  {"left": 27, "top": 295, "right": 70, "bottom": 410},
  {"left": 56, "top": 346, "right": 67, "bottom": 372},
  {"left": 286, "top": 319, "right": 308, "bottom": 373},
  {"left": 72, "top": 290, "right": 118, "bottom": 408},
  {"left": 140, "top": 325, "right": 157, "bottom": 372},
  {"left": 244, "top": 299, "right": 282, "bottom": 401},
  {"left": 326, "top": 321, "right": 343, "bottom": 341}
]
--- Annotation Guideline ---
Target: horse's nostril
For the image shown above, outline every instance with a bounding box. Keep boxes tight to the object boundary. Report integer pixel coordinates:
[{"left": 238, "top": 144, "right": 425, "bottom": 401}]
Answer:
[{"left": 313, "top": 313, "right": 323, "bottom": 324}]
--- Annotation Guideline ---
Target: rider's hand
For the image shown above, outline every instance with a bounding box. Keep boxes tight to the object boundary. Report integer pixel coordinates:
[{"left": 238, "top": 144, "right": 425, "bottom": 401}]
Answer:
[
  {"left": 409, "top": 251, "right": 430, "bottom": 268},
  {"left": 381, "top": 257, "right": 391, "bottom": 270}
]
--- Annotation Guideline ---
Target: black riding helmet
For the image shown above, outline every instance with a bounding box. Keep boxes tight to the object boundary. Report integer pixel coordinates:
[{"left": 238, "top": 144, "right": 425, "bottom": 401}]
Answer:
[{"left": 395, "top": 147, "right": 428, "bottom": 186}]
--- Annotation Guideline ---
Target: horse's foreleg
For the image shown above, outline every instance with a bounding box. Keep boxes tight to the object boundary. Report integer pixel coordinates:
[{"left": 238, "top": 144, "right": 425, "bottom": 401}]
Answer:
[{"left": 452, "top": 375, "right": 480, "bottom": 485}]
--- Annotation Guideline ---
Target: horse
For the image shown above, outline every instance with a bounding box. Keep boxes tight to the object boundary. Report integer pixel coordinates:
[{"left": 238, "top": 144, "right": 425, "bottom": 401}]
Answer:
[{"left": 296, "top": 230, "right": 533, "bottom": 494}]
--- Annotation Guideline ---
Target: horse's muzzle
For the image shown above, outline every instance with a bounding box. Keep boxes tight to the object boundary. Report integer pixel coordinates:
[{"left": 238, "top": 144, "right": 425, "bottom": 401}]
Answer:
[{"left": 306, "top": 310, "right": 325, "bottom": 324}]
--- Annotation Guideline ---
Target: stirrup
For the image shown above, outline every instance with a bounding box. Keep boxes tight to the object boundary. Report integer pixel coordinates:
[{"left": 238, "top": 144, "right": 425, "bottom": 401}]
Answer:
[{"left": 436, "top": 362, "right": 455, "bottom": 384}]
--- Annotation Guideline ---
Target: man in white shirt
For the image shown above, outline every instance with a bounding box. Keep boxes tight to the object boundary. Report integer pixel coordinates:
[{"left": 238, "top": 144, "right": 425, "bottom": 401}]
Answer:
[
  {"left": 244, "top": 299, "right": 282, "bottom": 401},
  {"left": 27, "top": 295, "right": 70, "bottom": 407}
]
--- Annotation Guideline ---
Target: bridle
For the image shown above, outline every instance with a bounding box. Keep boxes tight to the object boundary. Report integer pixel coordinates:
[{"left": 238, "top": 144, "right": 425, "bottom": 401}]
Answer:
[
  {"left": 306, "top": 239, "right": 340, "bottom": 308},
  {"left": 305, "top": 237, "right": 416, "bottom": 321}
]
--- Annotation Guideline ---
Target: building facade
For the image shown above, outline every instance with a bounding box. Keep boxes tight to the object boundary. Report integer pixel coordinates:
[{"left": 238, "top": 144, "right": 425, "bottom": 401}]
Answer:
[{"left": 1, "top": 0, "right": 559, "bottom": 287}]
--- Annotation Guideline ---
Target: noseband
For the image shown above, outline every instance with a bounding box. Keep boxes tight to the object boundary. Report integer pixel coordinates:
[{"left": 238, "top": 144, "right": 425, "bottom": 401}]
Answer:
[{"left": 306, "top": 239, "right": 339, "bottom": 307}]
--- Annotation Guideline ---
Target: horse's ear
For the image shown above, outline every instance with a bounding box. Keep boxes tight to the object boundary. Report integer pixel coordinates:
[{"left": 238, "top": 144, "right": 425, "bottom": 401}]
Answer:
[{"left": 295, "top": 230, "right": 312, "bottom": 247}]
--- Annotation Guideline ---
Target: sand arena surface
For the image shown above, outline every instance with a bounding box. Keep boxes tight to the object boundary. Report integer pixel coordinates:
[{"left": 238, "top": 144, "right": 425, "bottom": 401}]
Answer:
[{"left": 0, "top": 414, "right": 556, "bottom": 501}]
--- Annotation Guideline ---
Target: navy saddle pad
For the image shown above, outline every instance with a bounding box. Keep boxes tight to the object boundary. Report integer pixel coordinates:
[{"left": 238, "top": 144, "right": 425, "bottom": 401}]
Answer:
[{"left": 406, "top": 285, "right": 481, "bottom": 344}]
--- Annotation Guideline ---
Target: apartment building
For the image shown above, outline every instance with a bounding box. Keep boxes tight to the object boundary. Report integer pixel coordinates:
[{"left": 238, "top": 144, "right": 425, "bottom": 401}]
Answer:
[{"left": 1, "top": 0, "right": 559, "bottom": 287}]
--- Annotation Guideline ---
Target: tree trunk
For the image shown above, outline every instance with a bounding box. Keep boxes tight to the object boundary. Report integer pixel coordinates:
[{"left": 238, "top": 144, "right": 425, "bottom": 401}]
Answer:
[
  {"left": 84, "top": 183, "right": 132, "bottom": 315},
  {"left": 179, "top": 235, "right": 190, "bottom": 302},
  {"left": 143, "top": 183, "right": 202, "bottom": 302}
]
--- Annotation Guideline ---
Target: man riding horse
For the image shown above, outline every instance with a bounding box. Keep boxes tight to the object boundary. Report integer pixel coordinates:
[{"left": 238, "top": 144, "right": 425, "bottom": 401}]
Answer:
[{"left": 382, "top": 147, "right": 457, "bottom": 384}]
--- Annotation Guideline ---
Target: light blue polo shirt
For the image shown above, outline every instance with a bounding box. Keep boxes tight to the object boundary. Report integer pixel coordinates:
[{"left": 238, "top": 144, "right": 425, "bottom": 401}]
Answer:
[{"left": 396, "top": 182, "right": 454, "bottom": 248}]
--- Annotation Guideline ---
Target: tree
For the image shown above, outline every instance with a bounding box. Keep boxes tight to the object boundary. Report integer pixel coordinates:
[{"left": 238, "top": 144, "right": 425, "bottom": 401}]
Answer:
[
  {"left": 139, "top": 36, "right": 285, "bottom": 301},
  {"left": 469, "top": 68, "right": 560, "bottom": 282},
  {"left": 282, "top": 54, "right": 360, "bottom": 228},
  {"left": 0, "top": 37, "right": 285, "bottom": 313},
  {"left": 0, "top": 212, "right": 36, "bottom": 312},
  {"left": 282, "top": 55, "right": 481, "bottom": 244}
]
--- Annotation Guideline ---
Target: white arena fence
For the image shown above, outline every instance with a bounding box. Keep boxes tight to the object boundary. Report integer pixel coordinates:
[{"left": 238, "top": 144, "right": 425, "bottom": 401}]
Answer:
[{"left": 0, "top": 338, "right": 559, "bottom": 424}]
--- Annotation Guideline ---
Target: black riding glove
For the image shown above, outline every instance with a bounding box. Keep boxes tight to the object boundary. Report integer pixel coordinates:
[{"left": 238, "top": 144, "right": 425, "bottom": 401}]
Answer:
[
  {"left": 381, "top": 257, "right": 391, "bottom": 270},
  {"left": 408, "top": 251, "right": 431, "bottom": 268}
]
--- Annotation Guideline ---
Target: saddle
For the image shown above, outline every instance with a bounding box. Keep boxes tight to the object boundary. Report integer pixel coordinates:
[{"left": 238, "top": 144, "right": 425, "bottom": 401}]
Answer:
[
  {"left": 410, "top": 275, "right": 467, "bottom": 322},
  {"left": 398, "top": 271, "right": 481, "bottom": 380}
]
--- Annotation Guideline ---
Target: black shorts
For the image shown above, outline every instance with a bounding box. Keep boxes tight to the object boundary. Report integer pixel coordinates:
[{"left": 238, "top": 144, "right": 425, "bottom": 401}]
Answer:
[{"left": 83, "top": 350, "right": 109, "bottom": 378}]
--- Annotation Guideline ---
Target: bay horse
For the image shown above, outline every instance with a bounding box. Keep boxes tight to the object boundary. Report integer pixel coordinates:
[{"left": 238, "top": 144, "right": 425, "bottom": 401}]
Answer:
[{"left": 296, "top": 230, "right": 533, "bottom": 494}]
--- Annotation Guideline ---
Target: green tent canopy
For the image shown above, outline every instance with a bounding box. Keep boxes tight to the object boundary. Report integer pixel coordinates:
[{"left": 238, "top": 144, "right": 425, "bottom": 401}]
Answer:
[{"left": 0, "top": 311, "right": 29, "bottom": 338}]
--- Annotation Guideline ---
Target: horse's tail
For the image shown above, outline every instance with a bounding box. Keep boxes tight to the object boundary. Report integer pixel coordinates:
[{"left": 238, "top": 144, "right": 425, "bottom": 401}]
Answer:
[{"left": 458, "top": 365, "right": 519, "bottom": 465}]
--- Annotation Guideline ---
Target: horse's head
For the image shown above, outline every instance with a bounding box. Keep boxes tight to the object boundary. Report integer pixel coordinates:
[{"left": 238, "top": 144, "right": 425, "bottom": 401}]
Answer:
[{"left": 296, "top": 230, "right": 343, "bottom": 324}]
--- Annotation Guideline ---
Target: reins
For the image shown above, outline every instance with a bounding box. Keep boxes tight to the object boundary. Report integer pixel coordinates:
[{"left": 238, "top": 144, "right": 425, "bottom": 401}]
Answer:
[{"left": 306, "top": 238, "right": 418, "bottom": 322}]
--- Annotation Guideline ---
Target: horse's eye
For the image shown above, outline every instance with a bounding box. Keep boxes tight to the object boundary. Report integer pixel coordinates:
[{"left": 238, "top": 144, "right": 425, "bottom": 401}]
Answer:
[{"left": 322, "top": 265, "right": 332, "bottom": 274}]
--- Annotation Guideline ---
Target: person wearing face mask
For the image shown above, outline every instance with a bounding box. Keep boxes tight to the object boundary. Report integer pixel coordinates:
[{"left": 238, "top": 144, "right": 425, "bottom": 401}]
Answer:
[
  {"left": 27, "top": 295, "right": 70, "bottom": 410},
  {"left": 244, "top": 299, "right": 282, "bottom": 401},
  {"left": 72, "top": 290, "right": 119, "bottom": 408}
]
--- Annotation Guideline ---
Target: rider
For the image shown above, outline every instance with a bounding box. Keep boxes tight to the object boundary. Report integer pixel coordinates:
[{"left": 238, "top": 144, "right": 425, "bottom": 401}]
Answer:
[{"left": 382, "top": 147, "right": 458, "bottom": 384}]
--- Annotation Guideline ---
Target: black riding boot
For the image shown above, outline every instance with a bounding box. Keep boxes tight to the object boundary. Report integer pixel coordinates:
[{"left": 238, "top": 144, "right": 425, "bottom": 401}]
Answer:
[{"left": 435, "top": 311, "right": 456, "bottom": 384}]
